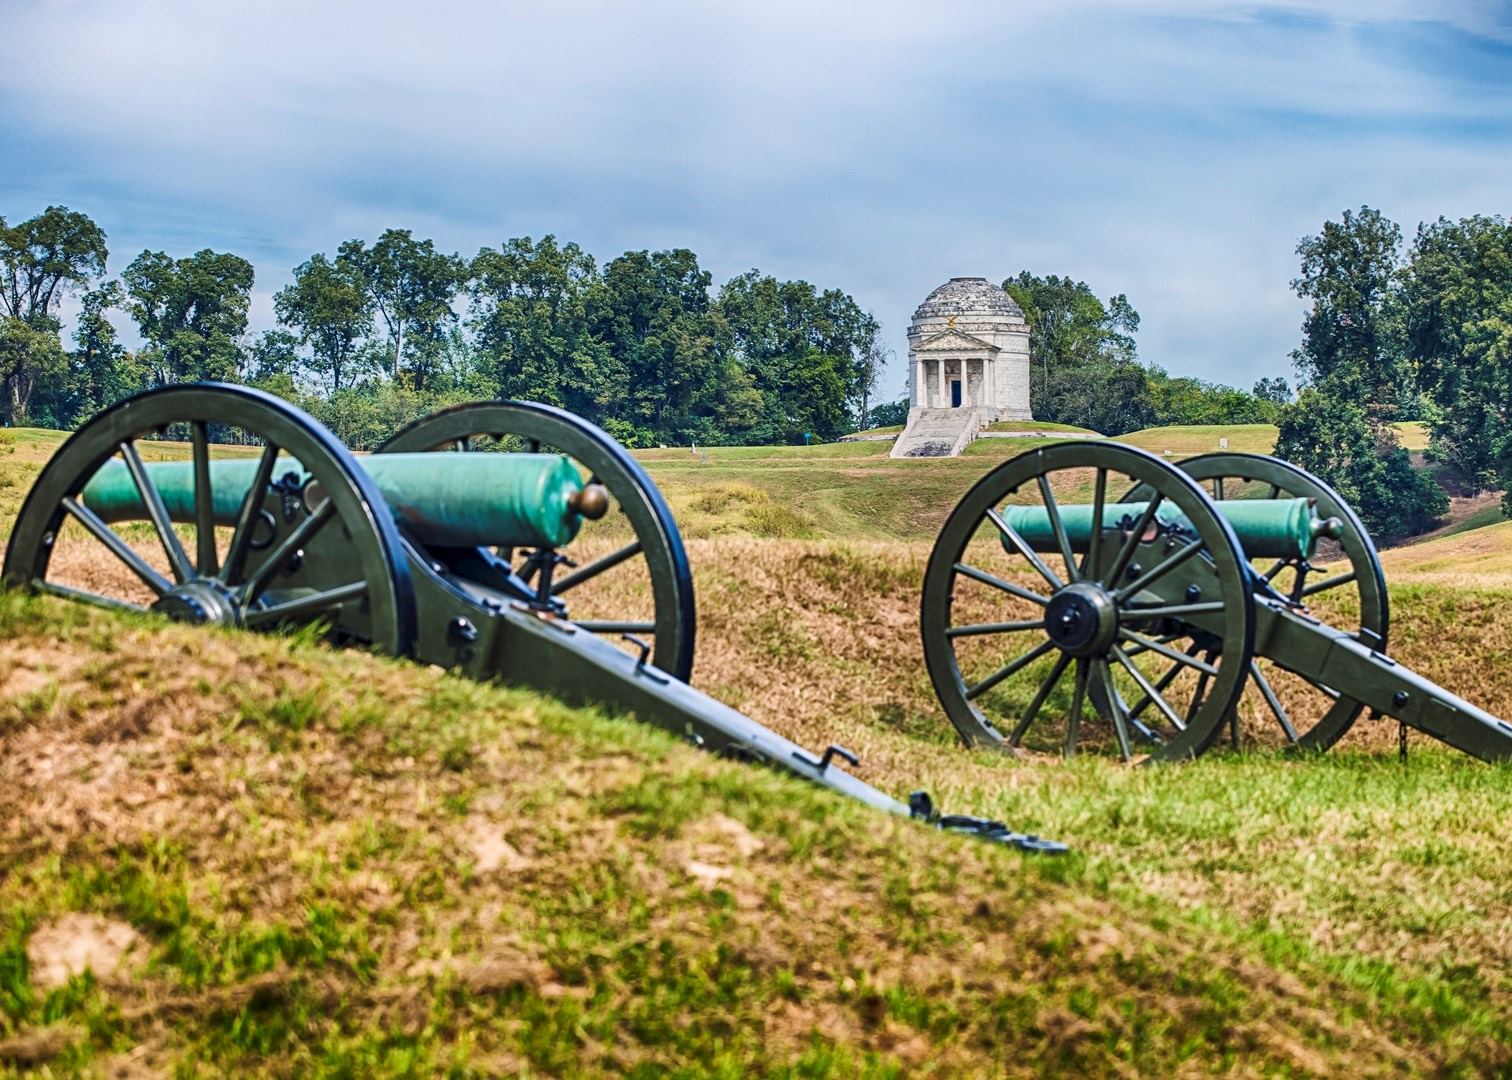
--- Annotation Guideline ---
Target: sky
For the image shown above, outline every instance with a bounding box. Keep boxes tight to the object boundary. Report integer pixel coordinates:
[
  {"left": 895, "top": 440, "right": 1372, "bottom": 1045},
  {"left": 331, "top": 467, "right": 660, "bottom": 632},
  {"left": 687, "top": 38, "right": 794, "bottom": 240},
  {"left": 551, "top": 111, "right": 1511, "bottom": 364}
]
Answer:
[{"left": 3, "top": 0, "right": 1511, "bottom": 401}]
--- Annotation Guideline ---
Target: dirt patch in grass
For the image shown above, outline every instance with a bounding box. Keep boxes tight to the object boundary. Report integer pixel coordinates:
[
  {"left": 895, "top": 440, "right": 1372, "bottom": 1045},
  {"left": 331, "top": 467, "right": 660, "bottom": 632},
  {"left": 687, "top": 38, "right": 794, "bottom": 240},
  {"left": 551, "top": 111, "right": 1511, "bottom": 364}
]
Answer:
[{"left": 26, "top": 913, "right": 146, "bottom": 990}]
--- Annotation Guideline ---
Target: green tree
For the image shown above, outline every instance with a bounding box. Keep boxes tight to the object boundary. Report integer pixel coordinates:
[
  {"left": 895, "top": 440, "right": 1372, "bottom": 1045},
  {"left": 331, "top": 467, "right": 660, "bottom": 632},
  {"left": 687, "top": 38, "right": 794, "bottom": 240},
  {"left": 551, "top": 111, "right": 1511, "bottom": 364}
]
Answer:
[
  {"left": 0, "top": 205, "right": 108, "bottom": 423},
  {"left": 1401, "top": 214, "right": 1512, "bottom": 487},
  {"left": 468, "top": 235, "right": 615, "bottom": 413},
  {"left": 247, "top": 329, "right": 302, "bottom": 383},
  {"left": 1042, "top": 360, "right": 1155, "bottom": 435},
  {"left": 122, "top": 248, "right": 254, "bottom": 386},
  {"left": 1252, "top": 376, "right": 1292, "bottom": 405},
  {"left": 717, "top": 271, "right": 878, "bottom": 442},
  {"left": 337, "top": 230, "right": 463, "bottom": 386},
  {"left": 275, "top": 253, "right": 373, "bottom": 393},
  {"left": 65, "top": 280, "right": 142, "bottom": 418},
  {"left": 0, "top": 205, "right": 108, "bottom": 325},
  {"left": 1291, "top": 206, "right": 1407, "bottom": 410},
  {"left": 1000, "top": 272, "right": 1137, "bottom": 405},
  {"left": 1148, "top": 372, "right": 1278, "bottom": 426},
  {"left": 0, "top": 318, "right": 67, "bottom": 426},
  {"left": 867, "top": 396, "right": 910, "bottom": 429},
  {"left": 1283, "top": 208, "right": 1443, "bottom": 538},
  {"left": 597, "top": 249, "right": 725, "bottom": 444},
  {"left": 1276, "top": 389, "right": 1444, "bottom": 540}
]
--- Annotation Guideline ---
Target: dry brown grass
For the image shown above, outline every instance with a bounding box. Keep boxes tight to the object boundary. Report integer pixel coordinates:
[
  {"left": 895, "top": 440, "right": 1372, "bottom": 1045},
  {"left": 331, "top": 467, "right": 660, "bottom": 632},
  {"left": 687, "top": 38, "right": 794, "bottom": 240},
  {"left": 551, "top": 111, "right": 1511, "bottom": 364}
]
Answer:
[
  {"left": 8, "top": 424, "right": 1512, "bottom": 1072},
  {"left": 5, "top": 596, "right": 1495, "bottom": 1074}
]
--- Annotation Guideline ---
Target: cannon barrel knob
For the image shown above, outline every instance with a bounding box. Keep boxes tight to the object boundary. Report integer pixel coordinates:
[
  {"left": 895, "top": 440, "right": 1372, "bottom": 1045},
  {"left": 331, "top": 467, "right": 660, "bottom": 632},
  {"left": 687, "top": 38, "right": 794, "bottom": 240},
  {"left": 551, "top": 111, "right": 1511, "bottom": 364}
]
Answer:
[
  {"left": 568, "top": 482, "right": 611, "bottom": 521},
  {"left": 1311, "top": 515, "right": 1344, "bottom": 541}
]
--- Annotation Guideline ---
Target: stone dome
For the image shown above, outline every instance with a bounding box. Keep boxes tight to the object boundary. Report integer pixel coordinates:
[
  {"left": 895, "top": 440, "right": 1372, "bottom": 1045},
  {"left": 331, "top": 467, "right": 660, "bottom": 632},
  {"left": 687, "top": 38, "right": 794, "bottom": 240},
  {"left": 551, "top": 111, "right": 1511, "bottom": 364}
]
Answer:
[{"left": 911, "top": 277, "right": 1023, "bottom": 323}]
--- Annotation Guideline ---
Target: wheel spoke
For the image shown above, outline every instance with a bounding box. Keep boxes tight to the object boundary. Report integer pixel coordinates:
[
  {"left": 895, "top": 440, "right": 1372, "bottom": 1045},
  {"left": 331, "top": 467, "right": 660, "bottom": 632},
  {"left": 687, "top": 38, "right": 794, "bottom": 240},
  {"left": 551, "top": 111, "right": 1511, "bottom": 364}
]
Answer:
[
  {"left": 1214, "top": 477, "right": 1225, "bottom": 501},
  {"left": 1301, "top": 570, "right": 1356, "bottom": 597},
  {"left": 1008, "top": 650, "right": 1073, "bottom": 746},
  {"left": 1095, "top": 659, "right": 1134, "bottom": 762},
  {"left": 965, "top": 639, "right": 1056, "bottom": 700},
  {"left": 1118, "top": 628, "right": 1219, "bottom": 675},
  {"left": 985, "top": 507, "right": 1062, "bottom": 592},
  {"left": 191, "top": 422, "right": 218, "bottom": 576},
  {"left": 575, "top": 619, "right": 657, "bottom": 634},
  {"left": 946, "top": 619, "right": 1046, "bottom": 638},
  {"left": 451, "top": 437, "right": 471, "bottom": 452},
  {"left": 1185, "top": 653, "right": 1214, "bottom": 722},
  {"left": 1066, "top": 659, "right": 1088, "bottom": 757},
  {"left": 552, "top": 541, "right": 643, "bottom": 596},
  {"left": 236, "top": 500, "right": 334, "bottom": 605},
  {"left": 34, "top": 578, "right": 147, "bottom": 614},
  {"left": 1250, "top": 661, "right": 1300, "bottom": 743},
  {"left": 1121, "top": 600, "right": 1225, "bottom": 620},
  {"left": 1036, "top": 474, "right": 1080, "bottom": 583},
  {"left": 1103, "top": 494, "right": 1163, "bottom": 589},
  {"left": 120, "top": 440, "right": 193, "bottom": 584},
  {"left": 62, "top": 497, "right": 172, "bottom": 596},
  {"left": 1119, "top": 631, "right": 1182, "bottom": 660},
  {"left": 222, "top": 442, "right": 280, "bottom": 585},
  {"left": 1114, "top": 538, "right": 1205, "bottom": 602},
  {"left": 1079, "top": 467, "right": 1107, "bottom": 578},
  {"left": 953, "top": 562, "right": 1051, "bottom": 607},
  {"left": 243, "top": 581, "right": 367, "bottom": 627},
  {"left": 1112, "top": 645, "right": 1188, "bottom": 732}
]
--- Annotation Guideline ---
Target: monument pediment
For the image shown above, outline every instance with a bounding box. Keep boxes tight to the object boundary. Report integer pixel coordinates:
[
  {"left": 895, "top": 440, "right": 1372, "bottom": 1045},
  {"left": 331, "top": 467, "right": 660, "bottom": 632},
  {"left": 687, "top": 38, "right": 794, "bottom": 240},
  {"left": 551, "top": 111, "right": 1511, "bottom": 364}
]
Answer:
[{"left": 916, "top": 328, "right": 998, "bottom": 353}]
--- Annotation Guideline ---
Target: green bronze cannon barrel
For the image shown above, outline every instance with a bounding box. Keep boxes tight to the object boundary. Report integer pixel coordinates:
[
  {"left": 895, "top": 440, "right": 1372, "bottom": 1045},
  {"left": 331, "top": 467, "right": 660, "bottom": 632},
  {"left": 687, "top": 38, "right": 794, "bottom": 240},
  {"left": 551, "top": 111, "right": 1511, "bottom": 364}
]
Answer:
[
  {"left": 81, "top": 452, "right": 592, "bottom": 549},
  {"left": 1001, "top": 497, "right": 1339, "bottom": 560}
]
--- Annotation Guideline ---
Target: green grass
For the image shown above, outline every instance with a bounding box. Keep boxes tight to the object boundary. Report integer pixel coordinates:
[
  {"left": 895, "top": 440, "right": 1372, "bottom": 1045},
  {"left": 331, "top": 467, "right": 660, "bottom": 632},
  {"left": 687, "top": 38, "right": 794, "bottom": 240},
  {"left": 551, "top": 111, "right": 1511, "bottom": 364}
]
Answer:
[
  {"left": 1117, "top": 424, "right": 1278, "bottom": 456},
  {"left": 1435, "top": 499, "right": 1506, "bottom": 539},
  {"left": 1, "top": 591, "right": 1510, "bottom": 1074},
  {"left": 1395, "top": 421, "right": 1431, "bottom": 451},
  {"left": 984, "top": 419, "right": 1097, "bottom": 434}
]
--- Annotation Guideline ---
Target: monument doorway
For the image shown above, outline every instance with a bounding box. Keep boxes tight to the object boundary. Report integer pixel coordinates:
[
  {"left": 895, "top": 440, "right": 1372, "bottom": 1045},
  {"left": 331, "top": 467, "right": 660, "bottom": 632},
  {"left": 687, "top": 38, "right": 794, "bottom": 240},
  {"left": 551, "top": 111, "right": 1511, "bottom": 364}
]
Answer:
[{"left": 950, "top": 380, "right": 962, "bottom": 407}]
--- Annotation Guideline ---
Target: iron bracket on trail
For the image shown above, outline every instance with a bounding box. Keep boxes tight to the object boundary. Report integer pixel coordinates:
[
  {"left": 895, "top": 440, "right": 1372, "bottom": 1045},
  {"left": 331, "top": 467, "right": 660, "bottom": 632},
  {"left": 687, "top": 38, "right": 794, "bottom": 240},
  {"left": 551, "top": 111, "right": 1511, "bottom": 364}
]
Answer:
[
  {"left": 921, "top": 440, "right": 1512, "bottom": 763},
  {"left": 3, "top": 383, "right": 1067, "bottom": 855}
]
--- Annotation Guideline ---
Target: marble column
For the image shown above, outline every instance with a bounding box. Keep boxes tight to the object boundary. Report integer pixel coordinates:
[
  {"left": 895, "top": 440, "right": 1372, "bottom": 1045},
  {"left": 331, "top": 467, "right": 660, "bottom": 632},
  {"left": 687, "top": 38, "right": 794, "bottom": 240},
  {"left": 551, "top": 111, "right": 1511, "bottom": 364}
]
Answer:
[{"left": 937, "top": 360, "right": 947, "bottom": 408}]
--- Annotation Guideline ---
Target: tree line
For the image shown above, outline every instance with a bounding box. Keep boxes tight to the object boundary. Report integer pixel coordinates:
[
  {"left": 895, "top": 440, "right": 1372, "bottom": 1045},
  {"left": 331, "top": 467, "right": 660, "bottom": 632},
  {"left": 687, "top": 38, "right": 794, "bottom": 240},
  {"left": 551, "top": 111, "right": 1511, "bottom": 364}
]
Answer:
[
  {"left": 1271, "top": 206, "right": 1512, "bottom": 541},
  {"left": 0, "top": 207, "right": 887, "bottom": 449}
]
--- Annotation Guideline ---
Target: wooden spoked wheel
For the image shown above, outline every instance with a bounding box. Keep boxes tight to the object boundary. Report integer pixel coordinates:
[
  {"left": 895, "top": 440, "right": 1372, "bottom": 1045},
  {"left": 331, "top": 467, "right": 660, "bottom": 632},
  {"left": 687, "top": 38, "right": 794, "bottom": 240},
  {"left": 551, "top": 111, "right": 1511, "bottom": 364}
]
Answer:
[
  {"left": 922, "top": 441, "right": 1256, "bottom": 763},
  {"left": 1165, "top": 452, "right": 1387, "bottom": 750},
  {"left": 3, "top": 383, "right": 416, "bottom": 655},
  {"left": 377, "top": 401, "right": 696, "bottom": 682}
]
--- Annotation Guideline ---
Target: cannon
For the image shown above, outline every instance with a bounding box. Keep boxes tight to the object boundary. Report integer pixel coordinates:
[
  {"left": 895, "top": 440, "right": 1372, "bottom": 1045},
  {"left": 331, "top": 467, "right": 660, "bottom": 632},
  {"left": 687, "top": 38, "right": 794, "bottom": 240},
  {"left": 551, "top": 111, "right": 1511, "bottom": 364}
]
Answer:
[
  {"left": 921, "top": 441, "right": 1512, "bottom": 763},
  {"left": 3, "top": 383, "right": 1064, "bottom": 851}
]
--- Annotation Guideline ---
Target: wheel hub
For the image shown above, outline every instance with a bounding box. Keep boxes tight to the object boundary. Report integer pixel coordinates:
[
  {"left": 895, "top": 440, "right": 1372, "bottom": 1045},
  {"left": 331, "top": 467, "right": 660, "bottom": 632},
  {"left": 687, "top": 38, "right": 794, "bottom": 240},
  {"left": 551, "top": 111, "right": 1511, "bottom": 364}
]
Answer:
[
  {"left": 1044, "top": 582, "right": 1119, "bottom": 658},
  {"left": 150, "top": 580, "right": 241, "bottom": 627}
]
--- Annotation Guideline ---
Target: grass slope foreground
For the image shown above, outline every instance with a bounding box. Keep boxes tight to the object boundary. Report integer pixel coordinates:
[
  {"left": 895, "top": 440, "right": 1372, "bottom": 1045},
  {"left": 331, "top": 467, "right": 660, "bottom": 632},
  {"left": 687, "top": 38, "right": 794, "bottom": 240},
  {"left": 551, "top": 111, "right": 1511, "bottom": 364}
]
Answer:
[
  {"left": 0, "top": 596, "right": 1509, "bottom": 1075},
  {"left": 3, "top": 421, "right": 1512, "bottom": 1074}
]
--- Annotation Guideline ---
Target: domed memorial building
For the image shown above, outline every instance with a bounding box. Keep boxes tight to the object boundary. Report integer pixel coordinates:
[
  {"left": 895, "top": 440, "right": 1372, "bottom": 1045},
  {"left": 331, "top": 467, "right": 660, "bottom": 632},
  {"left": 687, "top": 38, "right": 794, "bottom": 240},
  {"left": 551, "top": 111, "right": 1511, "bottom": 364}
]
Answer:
[{"left": 890, "top": 277, "right": 1032, "bottom": 458}]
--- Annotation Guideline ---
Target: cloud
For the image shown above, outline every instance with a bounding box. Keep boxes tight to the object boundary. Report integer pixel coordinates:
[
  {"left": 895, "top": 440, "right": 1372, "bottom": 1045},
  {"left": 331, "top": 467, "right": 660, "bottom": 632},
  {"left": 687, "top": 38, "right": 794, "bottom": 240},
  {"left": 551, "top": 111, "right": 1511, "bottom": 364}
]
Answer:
[{"left": 3, "top": 1, "right": 1510, "bottom": 398}]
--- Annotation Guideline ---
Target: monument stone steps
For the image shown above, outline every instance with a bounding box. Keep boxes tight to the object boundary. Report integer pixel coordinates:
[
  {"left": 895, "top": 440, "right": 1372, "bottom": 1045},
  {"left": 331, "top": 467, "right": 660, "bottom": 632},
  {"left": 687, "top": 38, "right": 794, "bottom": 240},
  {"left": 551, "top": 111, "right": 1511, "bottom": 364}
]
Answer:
[{"left": 890, "top": 407, "right": 984, "bottom": 458}]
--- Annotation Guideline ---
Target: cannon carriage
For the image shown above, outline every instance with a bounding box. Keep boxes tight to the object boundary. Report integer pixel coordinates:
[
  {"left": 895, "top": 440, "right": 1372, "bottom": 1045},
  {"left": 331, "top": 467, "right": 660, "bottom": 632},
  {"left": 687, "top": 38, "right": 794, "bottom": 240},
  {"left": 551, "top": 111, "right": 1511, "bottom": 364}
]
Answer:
[
  {"left": 3, "top": 382, "right": 1065, "bottom": 852},
  {"left": 921, "top": 440, "right": 1512, "bottom": 763},
  {"left": 9, "top": 385, "right": 1510, "bottom": 860}
]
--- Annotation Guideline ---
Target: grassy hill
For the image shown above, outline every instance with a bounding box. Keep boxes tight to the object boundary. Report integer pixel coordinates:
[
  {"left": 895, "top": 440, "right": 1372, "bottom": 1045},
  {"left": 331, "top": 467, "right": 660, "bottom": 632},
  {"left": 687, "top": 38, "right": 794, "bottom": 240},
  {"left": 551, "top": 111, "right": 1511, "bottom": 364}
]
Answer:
[
  {"left": 2, "top": 590, "right": 1511, "bottom": 1075},
  {"left": 5, "top": 420, "right": 1512, "bottom": 1072}
]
